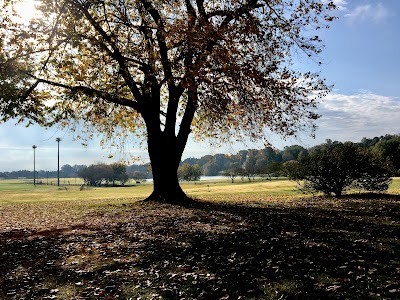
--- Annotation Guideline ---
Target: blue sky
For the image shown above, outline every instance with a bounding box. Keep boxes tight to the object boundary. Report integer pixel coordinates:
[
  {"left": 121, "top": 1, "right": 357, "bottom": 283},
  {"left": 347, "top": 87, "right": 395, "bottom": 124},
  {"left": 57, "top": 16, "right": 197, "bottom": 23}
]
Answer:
[{"left": 1, "top": 0, "right": 400, "bottom": 171}]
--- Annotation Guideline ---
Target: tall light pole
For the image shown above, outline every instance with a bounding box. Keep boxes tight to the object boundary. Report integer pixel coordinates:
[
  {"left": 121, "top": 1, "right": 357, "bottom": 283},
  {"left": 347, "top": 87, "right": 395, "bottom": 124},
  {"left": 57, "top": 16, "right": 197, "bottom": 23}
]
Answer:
[
  {"left": 32, "top": 145, "right": 37, "bottom": 186},
  {"left": 56, "top": 137, "right": 61, "bottom": 186}
]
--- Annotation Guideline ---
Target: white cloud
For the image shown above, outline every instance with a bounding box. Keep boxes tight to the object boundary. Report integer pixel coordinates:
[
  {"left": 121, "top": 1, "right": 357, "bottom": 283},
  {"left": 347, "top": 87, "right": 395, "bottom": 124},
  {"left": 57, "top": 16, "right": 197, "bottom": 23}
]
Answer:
[
  {"left": 315, "top": 91, "right": 400, "bottom": 143},
  {"left": 344, "top": 3, "right": 389, "bottom": 24}
]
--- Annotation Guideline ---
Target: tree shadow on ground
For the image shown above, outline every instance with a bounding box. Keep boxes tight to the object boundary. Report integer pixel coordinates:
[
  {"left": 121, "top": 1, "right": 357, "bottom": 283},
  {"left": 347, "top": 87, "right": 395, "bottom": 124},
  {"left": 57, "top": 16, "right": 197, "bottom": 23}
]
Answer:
[{"left": 1, "top": 195, "right": 399, "bottom": 299}]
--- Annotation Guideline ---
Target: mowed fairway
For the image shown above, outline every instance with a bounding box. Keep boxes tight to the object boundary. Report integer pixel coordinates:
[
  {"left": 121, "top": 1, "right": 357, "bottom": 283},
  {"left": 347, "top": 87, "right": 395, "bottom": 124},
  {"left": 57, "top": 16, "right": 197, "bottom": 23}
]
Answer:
[
  {"left": 0, "top": 179, "right": 151, "bottom": 204},
  {"left": 0, "top": 178, "right": 399, "bottom": 299},
  {"left": 0, "top": 178, "right": 301, "bottom": 205}
]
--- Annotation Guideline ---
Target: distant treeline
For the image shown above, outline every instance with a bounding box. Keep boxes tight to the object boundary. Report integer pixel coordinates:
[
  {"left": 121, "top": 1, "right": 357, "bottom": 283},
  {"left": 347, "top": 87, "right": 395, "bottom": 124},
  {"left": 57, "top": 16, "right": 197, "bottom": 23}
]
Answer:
[
  {"left": 1, "top": 134, "right": 399, "bottom": 180},
  {"left": 180, "top": 134, "right": 400, "bottom": 177},
  {"left": 0, "top": 164, "right": 152, "bottom": 180}
]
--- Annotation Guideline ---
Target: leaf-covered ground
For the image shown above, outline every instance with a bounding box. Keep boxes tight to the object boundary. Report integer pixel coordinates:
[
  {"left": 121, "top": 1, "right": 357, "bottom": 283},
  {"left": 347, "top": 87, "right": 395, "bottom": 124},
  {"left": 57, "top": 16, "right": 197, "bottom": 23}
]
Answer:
[{"left": 1, "top": 195, "right": 399, "bottom": 299}]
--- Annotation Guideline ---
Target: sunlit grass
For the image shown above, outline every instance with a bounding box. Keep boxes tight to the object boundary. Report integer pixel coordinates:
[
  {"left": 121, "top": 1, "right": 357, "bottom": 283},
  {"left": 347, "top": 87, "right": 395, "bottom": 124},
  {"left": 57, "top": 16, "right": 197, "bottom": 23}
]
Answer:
[
  {"left": 388, "top": 177, "right": 400, "bottom": 193},
  {"left": 0, "top": 180, "right": 151, "bottom": 205},
  {"left": 183, "top": 178, "right": 300, "bottom": 197},
  {"left": 1, "top": 177, "right": 399, "bottom": 205},
  {"left": 0, "top": 177, "right": 301, "bottom": 205}
]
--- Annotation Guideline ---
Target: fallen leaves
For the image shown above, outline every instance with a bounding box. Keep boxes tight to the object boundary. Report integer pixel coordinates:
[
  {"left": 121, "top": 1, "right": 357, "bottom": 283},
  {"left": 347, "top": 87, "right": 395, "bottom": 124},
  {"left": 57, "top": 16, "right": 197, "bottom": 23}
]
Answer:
[{"left": 0, "top": 196, "right": 399, "bottom": 299}]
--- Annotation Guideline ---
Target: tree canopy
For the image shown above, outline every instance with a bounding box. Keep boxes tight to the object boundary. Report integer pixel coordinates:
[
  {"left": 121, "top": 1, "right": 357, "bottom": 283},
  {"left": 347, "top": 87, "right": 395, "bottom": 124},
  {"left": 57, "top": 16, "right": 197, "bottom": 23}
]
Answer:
[{"left": 0, "top": 0, "right": 336, "bottom": 203}]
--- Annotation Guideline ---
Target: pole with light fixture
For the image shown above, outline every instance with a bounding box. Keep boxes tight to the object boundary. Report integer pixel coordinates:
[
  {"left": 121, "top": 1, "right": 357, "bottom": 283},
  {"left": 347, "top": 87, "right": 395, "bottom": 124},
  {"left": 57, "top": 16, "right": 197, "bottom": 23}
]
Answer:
[
  {"left": 56, "top": 137, "right": 61, "bottom": 186},
  {"left": 32, "top": 145, "right": 37, "bottom": 186}
]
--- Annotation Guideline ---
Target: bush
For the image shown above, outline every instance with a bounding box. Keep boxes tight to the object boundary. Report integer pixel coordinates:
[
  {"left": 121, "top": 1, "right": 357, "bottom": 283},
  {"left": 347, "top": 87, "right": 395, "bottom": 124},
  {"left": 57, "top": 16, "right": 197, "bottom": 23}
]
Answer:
[{"left": 285, "top": 142, "right": 391, "bottom": 197}]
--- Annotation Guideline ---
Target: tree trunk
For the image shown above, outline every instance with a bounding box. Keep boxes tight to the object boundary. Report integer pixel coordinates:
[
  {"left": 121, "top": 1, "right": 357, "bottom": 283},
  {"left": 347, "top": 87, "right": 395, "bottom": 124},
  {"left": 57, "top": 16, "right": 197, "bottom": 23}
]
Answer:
[
  {"left": 141, "top": 81, "right": 196, "bottom": 205},
  {"left": 146, "top": 162, "right": 191, "bottom": 204},
  {"left": 144, "top": 128, "right": 192, "bottom": 205}
]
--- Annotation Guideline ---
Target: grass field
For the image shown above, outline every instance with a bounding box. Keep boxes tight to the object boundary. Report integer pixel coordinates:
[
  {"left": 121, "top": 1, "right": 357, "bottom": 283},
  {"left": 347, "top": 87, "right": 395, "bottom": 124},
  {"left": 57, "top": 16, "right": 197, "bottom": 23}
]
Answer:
[
  {"left": 0, "top": 178, "right": 399, "bottom": 299},
  {"left": 0, "top": 177, "right": 303, "bottom": 205}
]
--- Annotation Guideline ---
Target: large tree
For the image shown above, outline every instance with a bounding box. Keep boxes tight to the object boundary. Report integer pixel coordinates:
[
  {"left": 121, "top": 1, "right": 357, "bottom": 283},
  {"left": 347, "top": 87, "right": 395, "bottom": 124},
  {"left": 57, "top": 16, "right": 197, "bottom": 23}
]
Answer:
[{"left": 0, "top": 0, "right": 336, "bottom": 203}]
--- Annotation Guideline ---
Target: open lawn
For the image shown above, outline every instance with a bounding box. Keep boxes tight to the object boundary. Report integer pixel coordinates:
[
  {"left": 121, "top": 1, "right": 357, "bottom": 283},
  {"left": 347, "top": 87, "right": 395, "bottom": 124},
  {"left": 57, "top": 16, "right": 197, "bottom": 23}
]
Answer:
[
  {"left": 0, "top": 178, "right": 301, "bottom": 205},
  {"left": 0, "top": 178, "right": 399, "bottom": 299},
  {"left": 0, "top": 180, "right": 151, "bottom": 205}
]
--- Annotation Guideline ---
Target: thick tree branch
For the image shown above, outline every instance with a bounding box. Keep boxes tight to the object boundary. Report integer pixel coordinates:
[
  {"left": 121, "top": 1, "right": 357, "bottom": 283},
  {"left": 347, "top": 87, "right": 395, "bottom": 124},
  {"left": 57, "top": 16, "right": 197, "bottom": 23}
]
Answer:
[
  {"left": 141, "top": 0, "right": 173, "bottom": 85},
  {"left": 185, "top": 0, "right": 197, "bottom": 28},
  {"left": 195, "top": 0, "right": 207, "bottom": 19},
  {"left": 162, "top": 0, "right": 197, "bottom": 136},
  {"left": 177, "top": 93, "right": 197, "bottom": 157},
  {"left": 140, "top": 0, "right": 180, "bottom": 135}
]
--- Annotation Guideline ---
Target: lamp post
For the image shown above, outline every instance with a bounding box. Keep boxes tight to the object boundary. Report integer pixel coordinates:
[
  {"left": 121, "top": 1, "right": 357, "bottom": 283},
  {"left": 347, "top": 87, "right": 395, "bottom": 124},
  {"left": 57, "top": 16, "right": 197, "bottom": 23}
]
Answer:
[
  {"left": 56, "top": 137, "right": 61, "bottom": 186},
  {"left": 32, "top": 145, "right": 37, "bottom": 186}
]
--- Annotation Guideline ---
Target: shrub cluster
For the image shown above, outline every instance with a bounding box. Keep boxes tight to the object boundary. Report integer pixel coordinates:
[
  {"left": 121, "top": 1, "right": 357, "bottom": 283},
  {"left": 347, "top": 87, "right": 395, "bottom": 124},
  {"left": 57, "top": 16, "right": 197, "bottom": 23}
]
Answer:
[
  {"left": 78, "top": 162, "right": 129, "bottom": 186},
  {"left": 283, "top": 142, "right": 392, "bottom": 197}
]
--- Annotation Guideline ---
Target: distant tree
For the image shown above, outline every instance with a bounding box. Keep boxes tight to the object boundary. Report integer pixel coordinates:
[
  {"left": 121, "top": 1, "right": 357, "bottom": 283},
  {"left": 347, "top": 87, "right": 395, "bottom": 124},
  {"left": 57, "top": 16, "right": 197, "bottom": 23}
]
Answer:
[
  {"left": 131, "top": 171, "right": 147, "bottom": 183},
  {"left": 181, "top": 157, "right": 200, "bottom": 166},
  {"left": 77, "top": 167, "right": 90, "bottom": 185},
  {"left": 351, "top": 151, "right": 393, "bottom": 193},
  {"left": 127, "top": 164, "right": 152, "bottom": 179},
  {"left": 360, "top": 136, "right": 381, "bottom": 148},
  {"left": 0, "top": 0, "right": 336, "bottom": 203},
  {"left": 73, "top": 164, "right": 87, "bottom": 174},
  {"left": 214, "top": 154, "right": 229, "bottom": 173},
  {"left": 282, "top": 160, "right": 304, "bottom": 180},
  {"left": 202, "top": 160, "right": 219, "bottom": 176},
  {"left": 196, "top": 155, "right": 210, "bottom": 166},
  {"left": 11, "top": 170, "right": 32, "bottom": 179},
  {"left": 372, "top": 136, "right": 400, "bottom": 176},
  {"left": 266, "top": 162, "right": 283, "bottom": 177},
  {"left": 191, "top": 164, "right": 202, "bottom": 182},
  {"left": 297, "top": 149, "right": 309, "bottom": 162},
  {"left": 61, "top": 164, "right": 75, "bottom": 178},
  {"left": 244, "top": 152, "right": 258, "bottom": 181},
  {"left": 286, "top": 142, "right": 391, "bottom": 197},
  {"left": 238, "top": 150, "right": 249, "bottom": 165},
  {"left": 178, "top": 163, "right": 202, "bottom": 183},
  {"left": 255, "top": 157, "right": 269, "bottom": 176},
  {"left": 78, "top": 163, "right": 114, "bottom": 186},
  {"left": 222, "top": 163, "right": 244, "bottom": 183},
  {"left": 97, "top": 164, "right": 114, "bottom": 186},
  {"left": 110, "top": 162, "right": 129, "bottom": 186},
  {"left": 281, "top": 145, "right": 306, "bottom": 162}
]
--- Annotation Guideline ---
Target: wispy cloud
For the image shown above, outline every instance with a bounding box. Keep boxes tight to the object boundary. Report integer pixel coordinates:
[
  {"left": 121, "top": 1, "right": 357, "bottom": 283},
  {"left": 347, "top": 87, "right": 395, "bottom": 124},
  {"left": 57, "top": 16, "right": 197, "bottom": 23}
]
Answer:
[
  {"left": 344, "top": 3, "right": 389, "bottom": 24},
  {"left": 316, "top": 91, "right": 400, "bottom": 142}
]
